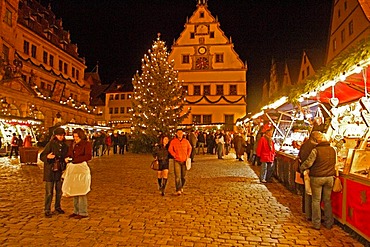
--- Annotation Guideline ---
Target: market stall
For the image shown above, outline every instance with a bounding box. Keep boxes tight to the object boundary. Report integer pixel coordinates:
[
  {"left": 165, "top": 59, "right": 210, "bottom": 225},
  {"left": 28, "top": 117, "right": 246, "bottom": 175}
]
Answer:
[{"left": 237, "top": 37, "right": 370, "bottom": 242}]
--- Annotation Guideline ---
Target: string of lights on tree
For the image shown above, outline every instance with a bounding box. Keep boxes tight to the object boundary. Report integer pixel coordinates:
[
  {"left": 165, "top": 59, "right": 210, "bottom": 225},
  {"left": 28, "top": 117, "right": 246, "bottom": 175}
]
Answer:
[{"left": 131, "top": 34, "right": 191, "bottom": 136}]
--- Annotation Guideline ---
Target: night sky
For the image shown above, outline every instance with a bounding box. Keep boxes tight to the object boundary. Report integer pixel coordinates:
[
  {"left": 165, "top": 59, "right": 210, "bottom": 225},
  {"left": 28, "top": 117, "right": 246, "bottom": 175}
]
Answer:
[{"left": 40, "top": 0, "right": 332, "bottom": 112}]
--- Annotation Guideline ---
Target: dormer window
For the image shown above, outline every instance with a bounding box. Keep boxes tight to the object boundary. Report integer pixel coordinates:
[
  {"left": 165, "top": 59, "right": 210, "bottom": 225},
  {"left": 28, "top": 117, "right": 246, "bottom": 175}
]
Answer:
[{"left": 200, "top": 12, "right": 204, "bottom": 18}]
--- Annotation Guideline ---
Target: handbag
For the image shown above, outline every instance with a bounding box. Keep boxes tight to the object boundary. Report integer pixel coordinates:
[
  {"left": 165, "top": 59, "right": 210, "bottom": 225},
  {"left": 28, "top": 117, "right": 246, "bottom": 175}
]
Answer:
[
  {"left": 150, "top": 160, "right": 160, "bottom": 171},
  {"left": 333, "top": 169, "right": 342, "bottom": 192},
  {"left": 186, "top": 157, "right": 191, "bottom": 170}
]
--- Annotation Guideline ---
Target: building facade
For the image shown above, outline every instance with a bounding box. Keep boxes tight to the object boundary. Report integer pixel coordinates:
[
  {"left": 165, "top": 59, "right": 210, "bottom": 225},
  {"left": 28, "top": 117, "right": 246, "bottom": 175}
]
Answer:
[
  {"left": 0, "top": 0, "right": 99, "bottom": 138},
  {"left": 168, "top": 1, "right": 247, "bottom": 131},
  {"left": 326, "top": 0, "right": 370, "bottom": 64}
]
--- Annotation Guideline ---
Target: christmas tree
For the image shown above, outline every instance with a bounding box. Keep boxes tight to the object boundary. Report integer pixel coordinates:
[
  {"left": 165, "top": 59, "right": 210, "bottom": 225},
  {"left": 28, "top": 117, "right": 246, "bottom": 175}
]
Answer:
[{"left": 131, "top": 34, "right": 190, "bottom": 140}]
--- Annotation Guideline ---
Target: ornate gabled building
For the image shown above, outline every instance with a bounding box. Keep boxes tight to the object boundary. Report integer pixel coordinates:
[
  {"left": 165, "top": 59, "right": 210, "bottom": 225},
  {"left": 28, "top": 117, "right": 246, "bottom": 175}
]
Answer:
[
  {"left": 0, "top": 0, "right": 100, "bottom": 142},
  {"left": 326, "top": 0, "right": 370, "bottom": 64},
  {"left": 168, "top": 0, "right": 247, "bottom": 131}
]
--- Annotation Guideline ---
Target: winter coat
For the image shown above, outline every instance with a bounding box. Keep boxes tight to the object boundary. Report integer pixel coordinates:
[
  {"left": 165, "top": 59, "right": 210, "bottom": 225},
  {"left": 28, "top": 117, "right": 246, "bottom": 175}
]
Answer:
[
  {"left": 168, "top": 137, "right": 192, "bottom": 162},
  {"left": 256, "top": 135, "right": 275, "bottom": 162},
  {"left": 153, "top": 144, "right": 170, "bottom": 166},
  {"left": 67, "top": 140, "right": 92, "bottom": 164},
  {"left": 40, "top": 138, "right": 69, "bottom": 182},
  {"left": 233, "top": 135, "right": 246, "bottom": 156}
]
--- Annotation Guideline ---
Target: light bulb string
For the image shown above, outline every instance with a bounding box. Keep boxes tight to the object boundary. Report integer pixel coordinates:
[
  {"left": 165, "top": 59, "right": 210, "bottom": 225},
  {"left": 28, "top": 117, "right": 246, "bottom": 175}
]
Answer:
[{"left": 363, "top": 67, "right": 368, "bottom": 97}]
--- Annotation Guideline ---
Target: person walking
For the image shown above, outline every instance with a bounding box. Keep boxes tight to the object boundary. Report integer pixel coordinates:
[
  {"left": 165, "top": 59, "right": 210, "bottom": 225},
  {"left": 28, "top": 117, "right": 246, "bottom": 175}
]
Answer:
[
  {"left": 297, "top": 131, "right": 321, "bottom": 221},
  {"left": 64, "top": 128, "right": 92, "bottom": 219},
  {"left": 189, "top": 130, "right": 197, "bottom": 162},
  {"left": 104, "top": 133, "right": 112, "bottom": 155},
  {"left": 256, "top": 128, "right": 276, "bottom": 183},
  {"left": 9, "top": 133, "right": 19, "bottom": 158},
  {"left": 168, "top": 129, "right": 192, "bottom": 195},
  {"left": 40, "top": 127, "right": 69, "bottom": 218},
  {"left": 300, "top": 133, "right": 336, "bottom": 230},
  {"left": 197, "top": 131, "right": 206, "bottom": 155},
  {"left": 233, "top": 132, "right": 246, "bottom": 161},
  {"left": 153, "top": 135, "right": 170, "bottom": 196},
  {"left": 111, "top": 132, "right": 119, "bottom": 154},
  {"left": 215, "top": 130, "right": 225, "bottom": 159}
]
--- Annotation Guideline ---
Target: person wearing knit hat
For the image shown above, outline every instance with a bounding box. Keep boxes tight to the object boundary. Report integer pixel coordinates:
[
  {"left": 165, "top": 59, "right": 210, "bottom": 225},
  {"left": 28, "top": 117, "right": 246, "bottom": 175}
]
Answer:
[
  {"left": 40, "top": 126, "right": 68, "bottom": 218},
  {"left": 53, "top": 127, "right": 66, "bottom": 136}
]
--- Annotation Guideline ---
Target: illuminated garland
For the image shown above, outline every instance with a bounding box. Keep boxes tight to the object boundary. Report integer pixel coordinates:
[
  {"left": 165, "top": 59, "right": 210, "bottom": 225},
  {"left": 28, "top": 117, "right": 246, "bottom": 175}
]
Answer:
[
  {"left": 15, "top": 51, "right": 85, "bottom": 88},
  {"left": 267, "top": 35, "right": 370, "bottom": 106},
  {"left": 186, "top": 95, "right": 247, "bottom": 104}
]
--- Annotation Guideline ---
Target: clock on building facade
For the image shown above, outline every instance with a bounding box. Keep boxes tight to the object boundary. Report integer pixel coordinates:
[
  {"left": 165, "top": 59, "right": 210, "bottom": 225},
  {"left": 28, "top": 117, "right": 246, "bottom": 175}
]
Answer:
[{"left": 195, "top": 57, "right": 209, "bottom": 69}]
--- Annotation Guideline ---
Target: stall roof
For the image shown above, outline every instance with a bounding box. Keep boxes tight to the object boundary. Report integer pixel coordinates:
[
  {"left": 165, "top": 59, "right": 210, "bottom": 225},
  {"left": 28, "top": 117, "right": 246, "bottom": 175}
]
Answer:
[{"left": 318, "top": 65, "right": 370, "bottom": 105}]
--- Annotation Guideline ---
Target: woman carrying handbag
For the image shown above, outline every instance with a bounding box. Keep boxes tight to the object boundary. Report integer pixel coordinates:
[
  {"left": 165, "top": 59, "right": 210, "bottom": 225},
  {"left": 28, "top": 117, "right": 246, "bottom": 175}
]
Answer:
[{"left": 152, "top": 135, "right": 170, "bottom": 196}]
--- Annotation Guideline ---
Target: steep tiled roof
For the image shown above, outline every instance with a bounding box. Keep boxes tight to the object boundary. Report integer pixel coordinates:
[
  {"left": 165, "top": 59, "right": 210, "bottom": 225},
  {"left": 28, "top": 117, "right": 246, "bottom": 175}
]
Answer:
[{"left": 359, "top": 0, "right": 370, "bottom": 21}]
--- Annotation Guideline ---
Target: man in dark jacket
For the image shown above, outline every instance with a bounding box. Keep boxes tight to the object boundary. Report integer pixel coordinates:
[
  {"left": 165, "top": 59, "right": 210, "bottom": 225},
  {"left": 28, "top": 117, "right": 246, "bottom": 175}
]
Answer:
[
  {"left": 40, "top": 127, "right": 69, "bottom": 218},
  {"left": 297, "top": 131, "right": 321, "bottom": 220},
  {"left": 300, "top": 133, "right": 336, "bottom": 230}
]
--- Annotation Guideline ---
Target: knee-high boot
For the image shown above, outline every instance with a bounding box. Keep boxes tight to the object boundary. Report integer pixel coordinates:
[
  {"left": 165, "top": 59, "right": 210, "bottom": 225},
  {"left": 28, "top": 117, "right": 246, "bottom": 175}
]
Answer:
[
  {"left": 161, "top": 178, "right": 168, "bottom": 196},
  {"left": 157, "top": 178, "right": 162, "bottom": 190}
]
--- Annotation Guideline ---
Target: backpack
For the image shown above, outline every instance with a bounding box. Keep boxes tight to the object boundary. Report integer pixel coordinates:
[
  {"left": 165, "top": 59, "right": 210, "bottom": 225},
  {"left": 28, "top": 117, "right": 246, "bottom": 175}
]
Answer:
[{"left": 17, "top": 138, "right": 23, "bottom": 146}]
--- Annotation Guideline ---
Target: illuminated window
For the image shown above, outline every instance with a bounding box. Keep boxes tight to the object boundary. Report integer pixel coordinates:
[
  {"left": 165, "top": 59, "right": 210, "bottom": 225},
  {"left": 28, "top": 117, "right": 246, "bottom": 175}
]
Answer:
[
  {"left": 120, "top": 107, "right": 125, "bottom": 114},
  {"left": 64, "top": 63, "right": 68, "bottom": 74},
  {"left": 194, "top": 85, "right": 201, "bottom": 95},
  {"left": 23, "top": 41, "right": 29, "bottom": 55},
  {"left": 203, "top": 85, "right": 210, "bottom": 95},
  {"left": 59, "top": 60, "right": 63, "bottom": 71},
  {"left": 215, "top": 54, "right": 224, "bottom": 63},
  {"left": 109, "top": 95, "right": 113, "bottom": 100},
  {"left": 121, "top": 94, "right": 125, "bottom": 100},
  {"left": 203, "top": 115, "right": 211, "bottom": 124},
  {"left": 193, "top": 115, "right": 201, "bottom": 123},
  {"left": 31, "top": 45, "right": 37, "bottom": 58},
  {"left": 225, "top": 115, "right": 234, "bottom": 131},
  {"left": 182, "top": 55, "right": 190, "bottom": 64},
  {"left": 43, "top": 51, "right": 48, "bottom": 64},
  {"left": 349, "top": 20, "right": 353, "bottom": 36},
  {"left": 216, "top": 85, "right": 224, "bottom": 95},
  {"left": 230, "top": 85, "right": 237, "bottom": 95},
  {"left": 4, "top": 8, "right": 12, "bottom": 26},
  {"left": 114, "top": 107, "right": 118, "bottom": 114},
  {"left": 49, "top": 55, "right": 54, "bottom": 67}
]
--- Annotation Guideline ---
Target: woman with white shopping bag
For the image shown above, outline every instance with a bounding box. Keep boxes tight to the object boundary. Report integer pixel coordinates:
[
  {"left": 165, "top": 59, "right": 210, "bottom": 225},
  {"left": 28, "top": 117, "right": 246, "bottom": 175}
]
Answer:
[{"left": 63, "top": 128, "right": 92, "bottom": 219}]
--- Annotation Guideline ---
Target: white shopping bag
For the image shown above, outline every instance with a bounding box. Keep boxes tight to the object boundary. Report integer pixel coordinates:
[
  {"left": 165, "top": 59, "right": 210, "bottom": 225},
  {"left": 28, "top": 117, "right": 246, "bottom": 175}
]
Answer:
[{"left": 62, "top": 161, "right": 91, "bottom": 197}]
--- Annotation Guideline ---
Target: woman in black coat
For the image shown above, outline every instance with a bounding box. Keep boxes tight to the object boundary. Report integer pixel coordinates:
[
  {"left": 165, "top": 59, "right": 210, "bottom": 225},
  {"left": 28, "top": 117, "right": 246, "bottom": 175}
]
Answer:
[
  {"left": 152, "top": 135, "right": 170, "bottom": 196},
  {"left": 40, "top": 127, "right": 69, "bottom": 218}
]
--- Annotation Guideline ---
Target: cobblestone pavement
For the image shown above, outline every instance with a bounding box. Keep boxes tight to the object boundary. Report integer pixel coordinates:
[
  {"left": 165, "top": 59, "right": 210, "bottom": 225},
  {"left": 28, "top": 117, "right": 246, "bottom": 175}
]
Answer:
[{"left": 0, "top": 152, "right": 365, "bottom": 246}]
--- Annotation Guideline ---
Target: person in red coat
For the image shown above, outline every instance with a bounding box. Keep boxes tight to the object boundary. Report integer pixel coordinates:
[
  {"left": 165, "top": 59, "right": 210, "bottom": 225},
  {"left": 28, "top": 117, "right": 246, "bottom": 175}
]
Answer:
[
  {"left": 64, "top": 128, "right": 92, "bottom": 219},
  {"left": 256, "top": 128, "right": 276, "bottom": 183}
]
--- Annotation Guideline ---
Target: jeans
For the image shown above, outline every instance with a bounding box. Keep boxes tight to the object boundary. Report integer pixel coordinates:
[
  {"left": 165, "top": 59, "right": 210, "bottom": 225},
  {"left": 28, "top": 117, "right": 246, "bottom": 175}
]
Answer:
[
  {"left": 260, "top": 161, "right": 275, "bottom": 181},
  {"left": 197, "top": 142, "right": 205, "bottom": 154},
  {"left": 174, "top": 160, "right": 187, "bottom": 192},
  {"left": 45, "top": 181, "right": 62, "bottom": 212},
  {"left": 310, "top": 176, "right": 334, "bottom": 229},
  {"left": 190, "top": 146, "right": 196, "bottom": 161},
  {"left": 73, "top": 195, "right": 88, "bottom": 216},
  {"left": 217, "top": 143, "right": 223, "bottom": 159}
]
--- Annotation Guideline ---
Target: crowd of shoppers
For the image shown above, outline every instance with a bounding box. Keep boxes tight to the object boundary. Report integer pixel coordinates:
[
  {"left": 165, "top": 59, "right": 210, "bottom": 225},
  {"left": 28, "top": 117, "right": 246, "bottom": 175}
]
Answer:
[{"left": 91, "top": 131, "right": 130, "bottom": 157}]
